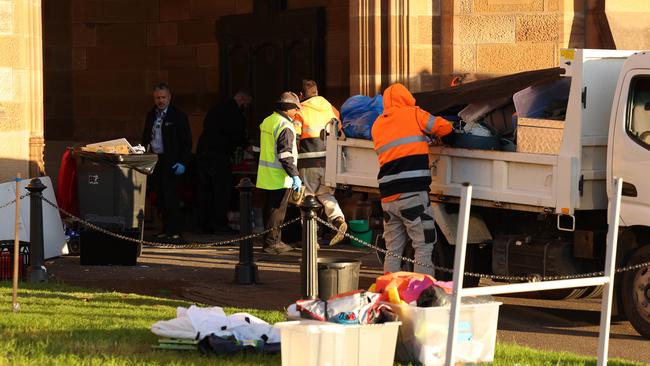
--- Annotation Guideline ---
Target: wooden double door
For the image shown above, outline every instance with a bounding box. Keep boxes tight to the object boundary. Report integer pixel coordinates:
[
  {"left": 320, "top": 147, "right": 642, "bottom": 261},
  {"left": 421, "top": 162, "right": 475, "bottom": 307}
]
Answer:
[{"left": 218, "top": 1, "right": 325, "bottom": 141}]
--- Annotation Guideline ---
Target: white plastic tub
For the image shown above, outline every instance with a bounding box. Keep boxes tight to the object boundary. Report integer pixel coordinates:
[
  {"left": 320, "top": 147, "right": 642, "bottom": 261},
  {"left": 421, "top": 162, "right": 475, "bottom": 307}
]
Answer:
[
  {"left": 389, "top": 302, "right": 501, "bottom": 366},
  {"left": 275, "top": 320, "right": 401, "bottom": 366}
]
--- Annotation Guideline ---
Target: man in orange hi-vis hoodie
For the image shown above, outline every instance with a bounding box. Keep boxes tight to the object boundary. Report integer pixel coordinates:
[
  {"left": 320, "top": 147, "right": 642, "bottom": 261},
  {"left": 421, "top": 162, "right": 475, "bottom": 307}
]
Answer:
[{"left": 371, "top": 83, "right": 453, "bottom": 275}]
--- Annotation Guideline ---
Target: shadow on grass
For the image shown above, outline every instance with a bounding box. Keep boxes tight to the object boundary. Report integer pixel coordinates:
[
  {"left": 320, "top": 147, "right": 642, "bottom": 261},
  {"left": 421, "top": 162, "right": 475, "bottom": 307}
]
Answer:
[
  {"left": 0, "top": 281, "right": 190, "bottom": 308},
  {"left": 5, "top": 328, "right": 282, "bottom": 366}
]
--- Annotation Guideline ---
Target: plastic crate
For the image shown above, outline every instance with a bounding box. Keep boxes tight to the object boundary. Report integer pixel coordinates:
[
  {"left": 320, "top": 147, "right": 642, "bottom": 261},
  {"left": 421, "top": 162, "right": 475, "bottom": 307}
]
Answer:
[
  {"left": 389, "top": 302, "right": 501, "bottom": 366},
  {"left": 0, "top": 241, "right": 30, "bottom": 280},
  {"left": 275, "top": 320, "right": 401, "bottom": 366}
]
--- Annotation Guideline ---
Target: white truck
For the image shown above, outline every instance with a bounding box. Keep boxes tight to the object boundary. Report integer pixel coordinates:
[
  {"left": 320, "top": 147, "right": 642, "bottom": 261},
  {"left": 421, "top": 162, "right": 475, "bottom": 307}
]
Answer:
[{"left": 324, "top": 49, "right": 650, "bottom": 337}]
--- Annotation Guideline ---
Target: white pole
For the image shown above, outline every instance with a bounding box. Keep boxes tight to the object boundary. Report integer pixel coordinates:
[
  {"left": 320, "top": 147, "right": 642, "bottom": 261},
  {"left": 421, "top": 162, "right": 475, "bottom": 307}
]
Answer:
[
  {"left": 445, "top": 182, "right": 472, "bottom": 366},
  {"left": 596, "top": 177, "right": 623, "bottom": 366},
  {"left": 459, "top": 276, "right": 609, "bottom": 297},
  {"left": 12, "top": 173, "right": 21, "bottom": 312}
]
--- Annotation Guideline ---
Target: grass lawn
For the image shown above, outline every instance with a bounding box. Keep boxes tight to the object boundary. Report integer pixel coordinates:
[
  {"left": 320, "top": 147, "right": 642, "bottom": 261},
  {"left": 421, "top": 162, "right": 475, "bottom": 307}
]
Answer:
[{"left": 0, "top": 282, "right": 645, "bottom": 366}]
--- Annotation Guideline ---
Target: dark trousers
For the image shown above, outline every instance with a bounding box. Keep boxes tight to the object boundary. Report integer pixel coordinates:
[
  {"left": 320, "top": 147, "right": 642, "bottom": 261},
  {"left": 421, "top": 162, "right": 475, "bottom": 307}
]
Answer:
[
  {"left": 263, "top": 188, "right": 291, "bottom": 247},
  {"left": 197, "top": 154, "right": 233, "bottom": 231},
  {"left": 153, "top": 154, "right": 181, "bottom": 235}
]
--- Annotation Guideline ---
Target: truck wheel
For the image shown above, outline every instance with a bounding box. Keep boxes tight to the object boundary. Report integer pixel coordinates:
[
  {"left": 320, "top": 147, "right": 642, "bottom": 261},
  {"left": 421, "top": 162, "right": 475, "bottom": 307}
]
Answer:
[
  {"left": 622, "top": 245, "right": 650, "bottom": 338},
  {"left": 433, "top": 232, "right": 480, "bottom": 288}
]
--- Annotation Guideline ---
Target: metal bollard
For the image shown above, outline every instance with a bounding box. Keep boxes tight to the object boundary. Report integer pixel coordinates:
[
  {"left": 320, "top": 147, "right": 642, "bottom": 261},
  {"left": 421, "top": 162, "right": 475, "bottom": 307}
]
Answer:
[
  {"left": 235, "top": 178, "right": 258, "bottom": 284},
  {"left": 300, "top": 195, "right": 322, "bottom": 299},
  {"left": 26, "top": 178, "right": 47, "bottom": 283}
]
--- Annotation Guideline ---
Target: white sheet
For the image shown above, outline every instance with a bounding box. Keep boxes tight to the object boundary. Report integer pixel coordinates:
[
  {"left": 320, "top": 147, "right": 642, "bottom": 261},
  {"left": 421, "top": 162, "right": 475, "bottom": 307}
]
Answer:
[
  {"left": 0, "top": 176, "right": 68, "bottom": 259},
  {"left": 151, "top": 305, "right": 281, "bottom": 343}
]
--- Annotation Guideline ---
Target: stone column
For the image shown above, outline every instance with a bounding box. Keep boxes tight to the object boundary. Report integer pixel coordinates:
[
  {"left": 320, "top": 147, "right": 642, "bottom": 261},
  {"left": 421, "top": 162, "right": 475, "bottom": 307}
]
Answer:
[
  {"left": 27, "top": 0, "right": 45, "bottom": 177},
  {"left": 387, "top": 0, "right": 438, "bottom": 92},
  {"left": 601, "top": 1, "right": 650, "bottom": 50},
  {"left": 349, "top": 0, "right": 382, "bottom": 96},
  {"left": 0, "top": 1, "right": 44, "bottom": 181}
]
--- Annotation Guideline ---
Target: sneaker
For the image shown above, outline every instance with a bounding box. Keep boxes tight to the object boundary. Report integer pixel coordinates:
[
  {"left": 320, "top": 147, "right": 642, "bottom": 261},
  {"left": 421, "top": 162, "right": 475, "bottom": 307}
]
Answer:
[
  {"left": 263, "top": 246, "right": 277, "bottom": 254},
  {"left": 264, "top": 242, "right": 294, "bottom": 254},
  {"left": 329, "top": 217, "right": 347, "bottom": 246}
]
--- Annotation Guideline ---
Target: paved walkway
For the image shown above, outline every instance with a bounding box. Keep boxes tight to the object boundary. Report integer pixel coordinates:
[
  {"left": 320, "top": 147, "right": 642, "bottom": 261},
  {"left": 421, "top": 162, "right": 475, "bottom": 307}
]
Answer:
[{"left": 47, "top": 239, "right": 383, "bottom": 310}]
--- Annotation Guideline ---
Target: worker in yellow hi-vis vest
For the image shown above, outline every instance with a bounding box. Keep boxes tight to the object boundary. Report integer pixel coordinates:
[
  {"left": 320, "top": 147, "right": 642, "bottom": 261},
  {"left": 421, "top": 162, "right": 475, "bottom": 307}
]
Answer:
[
  {"left": 294, "top": 80, "right": 348, "bottom": 246},
  {"left": 256, "top": 91, "right": 303, "bottom": 254}
]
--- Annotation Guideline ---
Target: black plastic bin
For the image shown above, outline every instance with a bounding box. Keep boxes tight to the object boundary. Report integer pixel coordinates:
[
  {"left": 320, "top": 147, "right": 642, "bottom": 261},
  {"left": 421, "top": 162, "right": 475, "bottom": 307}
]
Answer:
[
  {"left": 74, "top": 149, "right": 157, "bottom": 229},
  {"left": 73, "top": 149, "right": 157, "bottom": 265},
  {"left": 317, "top": 258, "right": 361, "bottom": 300}
]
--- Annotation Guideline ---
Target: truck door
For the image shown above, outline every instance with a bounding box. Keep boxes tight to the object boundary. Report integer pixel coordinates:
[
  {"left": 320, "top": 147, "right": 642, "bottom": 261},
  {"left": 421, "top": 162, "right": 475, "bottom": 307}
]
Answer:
[{"left": 611, "top": 71, "right": 650, "bottom": 226}]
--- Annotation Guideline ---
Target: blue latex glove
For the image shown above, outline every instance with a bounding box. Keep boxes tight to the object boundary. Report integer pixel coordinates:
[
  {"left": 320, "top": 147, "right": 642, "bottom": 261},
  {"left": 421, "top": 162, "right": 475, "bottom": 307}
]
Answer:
[
  {"left": 171, "top": 162, "right": 185, "bottom": 175},
  {"left": 291, "top": 176, "right": 302, "bottom": 191}
]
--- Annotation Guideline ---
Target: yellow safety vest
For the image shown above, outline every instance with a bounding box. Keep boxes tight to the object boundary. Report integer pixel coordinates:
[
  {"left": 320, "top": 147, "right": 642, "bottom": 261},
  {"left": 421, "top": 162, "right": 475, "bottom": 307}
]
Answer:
[
  {"left": 256, "top": 112, "right": 298, "bottom": 190},
  {"left": 298, "top": 96, "right": 338, "bottom": 159}
]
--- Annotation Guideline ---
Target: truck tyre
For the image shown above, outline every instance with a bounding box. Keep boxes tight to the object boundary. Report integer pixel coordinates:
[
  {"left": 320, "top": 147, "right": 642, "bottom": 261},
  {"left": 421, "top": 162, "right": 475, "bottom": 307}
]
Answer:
[
  {"left": 433, "top": 231, "right": 480, "bottom": 288},
  {"left": 622, "top": 245, "right": 650, "bottom": 338}
]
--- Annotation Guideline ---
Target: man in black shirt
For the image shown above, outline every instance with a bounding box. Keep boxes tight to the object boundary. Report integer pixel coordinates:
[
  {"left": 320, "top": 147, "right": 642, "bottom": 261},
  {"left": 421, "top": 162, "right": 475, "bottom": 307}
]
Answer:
[
  {"left": 142, "top": 83, "right": 192, "bottom": 240},
  {"left": 196, "top": 90, "right": 252, "bottom": 234}
]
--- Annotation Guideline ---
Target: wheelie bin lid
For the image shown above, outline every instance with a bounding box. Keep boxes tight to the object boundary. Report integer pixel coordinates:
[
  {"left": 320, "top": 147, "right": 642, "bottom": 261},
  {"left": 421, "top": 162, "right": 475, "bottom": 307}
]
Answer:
[{"left": 73, "top": 148, "right": 158, "bottom": 175}]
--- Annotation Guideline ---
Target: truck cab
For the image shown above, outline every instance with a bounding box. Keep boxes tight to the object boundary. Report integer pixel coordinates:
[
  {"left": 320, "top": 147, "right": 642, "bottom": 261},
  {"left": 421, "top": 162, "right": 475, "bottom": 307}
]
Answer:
[{"left": 608, "top": 51, "right": 650, "bottom": 337}]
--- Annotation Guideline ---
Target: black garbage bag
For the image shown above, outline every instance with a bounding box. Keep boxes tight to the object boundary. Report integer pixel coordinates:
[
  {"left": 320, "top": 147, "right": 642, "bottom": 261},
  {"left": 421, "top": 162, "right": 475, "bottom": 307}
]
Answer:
[
  {"left": 198, "top": 334, "right": 281, "bottom": 355},
  {"left": 416, "top": 286, "right": 451, "bottom": 307}
]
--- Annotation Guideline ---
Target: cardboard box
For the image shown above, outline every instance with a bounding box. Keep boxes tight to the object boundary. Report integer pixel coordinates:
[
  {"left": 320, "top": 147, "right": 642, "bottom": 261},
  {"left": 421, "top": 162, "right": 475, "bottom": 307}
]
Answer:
[
  {"left": 389, "top": 302, "right": 501, "bottom": 366},
  {"left": 82, "top": 138, "right": 133, "bottom": 154},
  {"left": 81, "top": 145, "right": 130, "bottom": 154},
  {"left": 276, "top": 320, "right": 401, "bottom": 366},
  {"left": 516, "top": 118, "right": 564, "bottom": 154}
]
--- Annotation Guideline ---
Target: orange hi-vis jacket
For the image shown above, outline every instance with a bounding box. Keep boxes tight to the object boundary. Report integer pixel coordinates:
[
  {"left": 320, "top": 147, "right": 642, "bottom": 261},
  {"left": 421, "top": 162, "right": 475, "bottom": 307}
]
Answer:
[
  {"left": 294, "top": 96, "right": 339, "bottom": 168},
  {"left": 371, "top": 83, "right": 453, "bottom": 198}
]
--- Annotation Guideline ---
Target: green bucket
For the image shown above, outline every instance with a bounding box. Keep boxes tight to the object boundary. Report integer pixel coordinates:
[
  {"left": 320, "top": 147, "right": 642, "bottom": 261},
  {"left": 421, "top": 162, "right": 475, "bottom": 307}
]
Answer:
[{"left": 347, "top": 219, "right": 372, "bottom": 248}]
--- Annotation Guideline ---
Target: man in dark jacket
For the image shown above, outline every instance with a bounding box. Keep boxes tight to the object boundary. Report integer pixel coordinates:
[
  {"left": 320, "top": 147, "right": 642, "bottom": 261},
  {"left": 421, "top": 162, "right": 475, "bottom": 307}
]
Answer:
[
  {"left": 142, "top": 83, "right": 192, "bottom": 240},
  {"left": 196, "top": 90, "right": 252, "bottom": 234}
]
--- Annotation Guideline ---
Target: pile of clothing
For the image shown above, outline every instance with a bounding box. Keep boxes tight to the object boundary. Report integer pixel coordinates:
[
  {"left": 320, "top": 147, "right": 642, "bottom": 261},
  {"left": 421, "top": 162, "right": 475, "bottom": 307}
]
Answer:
[
  {"left": 151, "top": 305, "right": 281, "bottom": 355},
  {"left": 369, "top": 271, "right": 493, "bottom": 307},
  {"left": 370, "top": 271, "right": 454, "bottom": 307},
  {"left": 288, "top": 290, "right": 397, "bottom": 325}
]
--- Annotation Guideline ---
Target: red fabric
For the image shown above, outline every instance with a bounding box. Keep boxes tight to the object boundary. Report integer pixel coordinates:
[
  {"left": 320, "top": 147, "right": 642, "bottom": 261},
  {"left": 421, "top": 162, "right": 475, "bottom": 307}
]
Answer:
[{"left": 55, "top": 149, "right": 78, "bottom": 217}]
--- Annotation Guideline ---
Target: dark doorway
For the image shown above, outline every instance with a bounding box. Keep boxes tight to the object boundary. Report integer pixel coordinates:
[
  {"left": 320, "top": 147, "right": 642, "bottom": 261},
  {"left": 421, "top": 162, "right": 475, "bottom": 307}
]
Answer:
[{"left": 217, "top": 0, "right": 325, "bottom": 144}]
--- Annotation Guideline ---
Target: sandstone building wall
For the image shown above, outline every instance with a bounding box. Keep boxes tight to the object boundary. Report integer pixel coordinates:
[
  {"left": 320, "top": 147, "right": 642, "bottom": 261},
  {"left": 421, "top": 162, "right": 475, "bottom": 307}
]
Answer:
[
  {"left": 0, "top": 0, "right": 43, "bottom": 182},
  {"left": 3, "top": 0, "right": 650, "bottom": 181}
]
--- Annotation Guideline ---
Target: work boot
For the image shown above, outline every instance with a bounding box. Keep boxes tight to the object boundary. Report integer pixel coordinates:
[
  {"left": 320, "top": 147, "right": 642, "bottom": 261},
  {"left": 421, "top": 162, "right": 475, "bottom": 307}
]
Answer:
[
  {"left": 329, "top": 217, "right": 347, "bottom": 246},
  {"left": 263, "top": 242, "right": 294, "bottom": 254}
]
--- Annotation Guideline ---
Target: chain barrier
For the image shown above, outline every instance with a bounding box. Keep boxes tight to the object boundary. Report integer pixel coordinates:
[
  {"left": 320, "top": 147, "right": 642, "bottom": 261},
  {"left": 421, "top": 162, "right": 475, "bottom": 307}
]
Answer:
[
  {"left": 0, "top": 193, "right": 29, "bottom": 210},
  {"left": 314, "top": 216, "right": 650, "bottom": 282},
  {"left": 13, "top": 193, "right": 650, "bottom": 279},
  {"left": 39, "top": 195, "right": 300, "bottom": 249}
]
